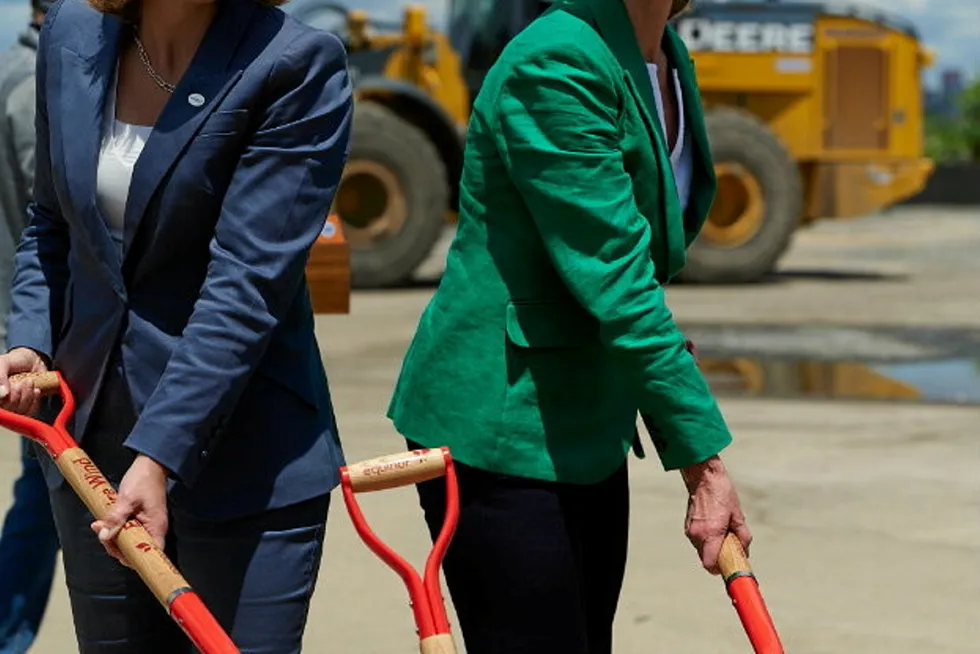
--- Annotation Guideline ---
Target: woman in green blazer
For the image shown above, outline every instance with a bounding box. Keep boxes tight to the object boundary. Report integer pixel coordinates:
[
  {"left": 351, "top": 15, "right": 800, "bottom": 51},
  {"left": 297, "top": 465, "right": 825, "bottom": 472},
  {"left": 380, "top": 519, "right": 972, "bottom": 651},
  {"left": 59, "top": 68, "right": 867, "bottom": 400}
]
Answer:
[{"left": 388, "top": 0, "right": 754, "bottom": 651}]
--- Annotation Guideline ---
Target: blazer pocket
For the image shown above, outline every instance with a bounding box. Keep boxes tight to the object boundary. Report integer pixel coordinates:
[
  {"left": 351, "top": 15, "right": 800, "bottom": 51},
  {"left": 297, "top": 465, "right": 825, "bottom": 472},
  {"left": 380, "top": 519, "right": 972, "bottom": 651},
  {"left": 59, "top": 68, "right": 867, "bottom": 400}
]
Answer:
[
  {"left": 197, "top": 109, "right": 249, "bottom": 138},
  {"left": 505, "top": 300, "right": 597, "bottom": 349}
]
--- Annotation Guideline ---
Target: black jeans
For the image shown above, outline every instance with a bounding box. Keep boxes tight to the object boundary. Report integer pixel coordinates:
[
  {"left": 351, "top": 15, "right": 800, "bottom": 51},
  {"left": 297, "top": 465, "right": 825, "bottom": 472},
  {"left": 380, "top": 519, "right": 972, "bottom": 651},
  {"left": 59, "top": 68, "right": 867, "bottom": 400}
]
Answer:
[
  {"left": 48, "top": 358, "right": 329, "bottom": 653},
  {"left": 409, "top": 440, "right": 630, "bottom": 654}
]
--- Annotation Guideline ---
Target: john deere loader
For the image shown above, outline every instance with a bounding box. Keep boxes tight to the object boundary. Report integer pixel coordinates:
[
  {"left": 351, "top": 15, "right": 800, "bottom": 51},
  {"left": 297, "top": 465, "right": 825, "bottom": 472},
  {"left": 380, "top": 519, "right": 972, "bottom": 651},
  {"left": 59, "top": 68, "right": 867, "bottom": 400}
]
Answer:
[{"left": 292, "top": 0, "right": 935, "bottom": 288}]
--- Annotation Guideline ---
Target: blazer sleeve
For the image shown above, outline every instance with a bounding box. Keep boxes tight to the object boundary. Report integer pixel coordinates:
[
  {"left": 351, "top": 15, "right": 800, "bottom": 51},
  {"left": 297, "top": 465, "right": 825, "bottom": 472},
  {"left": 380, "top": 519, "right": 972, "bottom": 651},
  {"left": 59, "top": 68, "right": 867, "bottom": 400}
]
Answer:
[
  {"left": 124, "top": 30, "right": 354, "bottom": 486},
  {"left": 7, "top": 15, "right": 71, "bottom": 362},
  {"left": 493, "top": 38, "right": 731, "bottom": 471}
]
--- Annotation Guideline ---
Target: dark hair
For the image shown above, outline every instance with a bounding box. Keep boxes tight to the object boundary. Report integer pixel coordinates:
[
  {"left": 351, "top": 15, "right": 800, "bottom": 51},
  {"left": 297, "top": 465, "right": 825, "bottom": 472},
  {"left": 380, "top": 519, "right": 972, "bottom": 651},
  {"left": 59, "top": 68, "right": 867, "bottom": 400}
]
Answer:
[{"left": 88, "top": 0, "right": 289, "bottom": 21}]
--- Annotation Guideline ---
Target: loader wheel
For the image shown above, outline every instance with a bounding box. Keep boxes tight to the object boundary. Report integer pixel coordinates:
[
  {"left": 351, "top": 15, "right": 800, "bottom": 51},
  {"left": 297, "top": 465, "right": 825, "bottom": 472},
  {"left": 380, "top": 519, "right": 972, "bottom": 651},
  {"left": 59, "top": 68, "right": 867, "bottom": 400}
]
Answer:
[
  {"left": 335, "top": 102, "right": 448, "bottom": 288},
  {"left": 679, "top": 108, "right": 803, "bottom": 284}
]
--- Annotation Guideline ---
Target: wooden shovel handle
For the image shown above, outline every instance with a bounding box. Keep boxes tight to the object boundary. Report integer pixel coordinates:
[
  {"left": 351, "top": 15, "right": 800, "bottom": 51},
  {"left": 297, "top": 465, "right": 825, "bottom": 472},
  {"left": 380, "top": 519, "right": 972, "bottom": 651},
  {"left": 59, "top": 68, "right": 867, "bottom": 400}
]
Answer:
[
  {"left": 4, "top": 372, "right": 238, "bottom": 651},
  {"left": 2, "top": 371, "right": 192, "bottom": 605},
  {"left": 343, "top": 448, "right": 449, "bottom": 493},
  {"left": 419, "top": 633, "right": 457, "bottom": 654},
  {"left": 8, "top": 371, "right": 61, "bottom": 395},
  {"left": 718, "top": 532, "right": 752, "bottom": 580},
  {"left": 57, "top": 447, "right": 191, "bottom": 606}
]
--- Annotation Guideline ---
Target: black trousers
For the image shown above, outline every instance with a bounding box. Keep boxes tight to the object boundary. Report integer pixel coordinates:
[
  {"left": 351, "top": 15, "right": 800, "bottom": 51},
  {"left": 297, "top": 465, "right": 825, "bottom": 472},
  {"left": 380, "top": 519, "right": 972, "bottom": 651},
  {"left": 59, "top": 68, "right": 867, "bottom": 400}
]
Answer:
[{"left": 409, "top": 440, "right": 630, "bottom": 654}]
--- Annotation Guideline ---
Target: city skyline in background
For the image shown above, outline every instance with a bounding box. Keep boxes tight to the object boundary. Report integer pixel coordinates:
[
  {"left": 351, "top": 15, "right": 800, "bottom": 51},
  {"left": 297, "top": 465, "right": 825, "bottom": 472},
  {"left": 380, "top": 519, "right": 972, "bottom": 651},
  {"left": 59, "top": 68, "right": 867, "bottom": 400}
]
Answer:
[{"left": 0, "top": 0, "right": 975, "bottom": 88}]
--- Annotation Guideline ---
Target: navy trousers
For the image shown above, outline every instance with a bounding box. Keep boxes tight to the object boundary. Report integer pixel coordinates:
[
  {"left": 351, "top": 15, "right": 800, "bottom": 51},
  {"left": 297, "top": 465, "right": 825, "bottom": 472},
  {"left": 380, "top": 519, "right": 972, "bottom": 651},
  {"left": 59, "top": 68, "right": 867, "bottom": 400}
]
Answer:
[
  {"left": 0, "top": 439, "right": 60, "bottom": 654},
  {"left": 48, "top": 360, "right": 329, "bottom": 654}
]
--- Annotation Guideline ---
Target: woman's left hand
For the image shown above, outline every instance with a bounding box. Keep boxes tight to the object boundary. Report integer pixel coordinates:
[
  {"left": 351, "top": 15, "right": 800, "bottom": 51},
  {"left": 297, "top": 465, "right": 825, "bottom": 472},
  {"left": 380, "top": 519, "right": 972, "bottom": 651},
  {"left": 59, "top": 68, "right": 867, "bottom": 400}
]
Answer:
[
  {"left": 681, "top": 455, "right": 752, "bottom": 574},
  {"left": 91, "top": 454, "right": 170, "bottom": 568}
]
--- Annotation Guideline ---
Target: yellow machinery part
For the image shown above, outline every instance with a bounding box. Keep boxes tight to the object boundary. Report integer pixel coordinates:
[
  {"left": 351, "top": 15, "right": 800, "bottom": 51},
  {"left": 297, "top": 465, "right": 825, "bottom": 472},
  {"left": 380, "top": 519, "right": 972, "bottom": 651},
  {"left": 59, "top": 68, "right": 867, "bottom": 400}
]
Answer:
[
  {"left": 700, "top": 162, "right": 767, "bottom": 248},
  {"left": 695, "top": 13, "right": 935, "bottom": 224}
]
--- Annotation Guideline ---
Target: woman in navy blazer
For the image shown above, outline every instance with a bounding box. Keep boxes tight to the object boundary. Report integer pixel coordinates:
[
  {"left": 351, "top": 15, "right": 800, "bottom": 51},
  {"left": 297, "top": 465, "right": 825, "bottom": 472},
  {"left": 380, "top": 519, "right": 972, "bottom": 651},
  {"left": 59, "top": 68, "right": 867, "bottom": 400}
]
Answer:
[{"left": 0, "top": 0, "right": 352, "bottom": 650}]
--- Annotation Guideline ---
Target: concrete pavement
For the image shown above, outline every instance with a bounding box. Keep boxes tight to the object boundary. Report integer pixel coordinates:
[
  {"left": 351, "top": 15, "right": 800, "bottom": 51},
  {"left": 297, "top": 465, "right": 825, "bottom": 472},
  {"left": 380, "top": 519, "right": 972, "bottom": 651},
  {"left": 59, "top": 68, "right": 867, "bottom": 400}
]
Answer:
[{"left": 12, "top": 206, "right": 980, "bottom": 652}]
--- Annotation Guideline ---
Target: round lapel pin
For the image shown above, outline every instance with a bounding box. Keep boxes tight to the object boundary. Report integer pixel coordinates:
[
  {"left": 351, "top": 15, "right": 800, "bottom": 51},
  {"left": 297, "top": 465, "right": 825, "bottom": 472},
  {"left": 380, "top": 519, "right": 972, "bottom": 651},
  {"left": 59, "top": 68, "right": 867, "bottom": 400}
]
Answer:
[{"left": 188, "top": 93, "right": 206, "bottom": 107}]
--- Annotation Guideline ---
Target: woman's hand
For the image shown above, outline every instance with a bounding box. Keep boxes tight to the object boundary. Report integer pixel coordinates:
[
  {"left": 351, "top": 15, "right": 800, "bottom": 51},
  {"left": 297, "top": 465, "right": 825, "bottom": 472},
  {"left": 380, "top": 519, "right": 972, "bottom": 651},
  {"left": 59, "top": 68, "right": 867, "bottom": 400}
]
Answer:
[
  {"left": 680, "top": 337, "right": 752, "bottom": 575},
  {"left": 680, "top": 455, "right": 752, "bottom": 574},
  {"left": 0, "top": 347, "right": 49, "bottom": 416},
  {"left": 91, "top": 454, "right": 170, "bottom": 568}
]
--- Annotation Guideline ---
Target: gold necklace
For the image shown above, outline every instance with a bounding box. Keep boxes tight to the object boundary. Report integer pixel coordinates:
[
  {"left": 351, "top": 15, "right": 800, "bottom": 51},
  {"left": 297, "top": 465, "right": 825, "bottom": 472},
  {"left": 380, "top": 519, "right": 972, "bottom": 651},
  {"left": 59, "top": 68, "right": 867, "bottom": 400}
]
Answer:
[{"left": 132, "top": 31, "right": 176, "bottom": 94}]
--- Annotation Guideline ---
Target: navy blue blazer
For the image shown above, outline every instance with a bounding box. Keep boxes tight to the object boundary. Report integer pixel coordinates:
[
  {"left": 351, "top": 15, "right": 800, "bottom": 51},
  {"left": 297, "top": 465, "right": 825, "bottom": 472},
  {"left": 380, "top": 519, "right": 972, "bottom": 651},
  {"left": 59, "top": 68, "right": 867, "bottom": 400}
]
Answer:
[{"left": 8, "top": 0, "right": 353, "bottom": 519}]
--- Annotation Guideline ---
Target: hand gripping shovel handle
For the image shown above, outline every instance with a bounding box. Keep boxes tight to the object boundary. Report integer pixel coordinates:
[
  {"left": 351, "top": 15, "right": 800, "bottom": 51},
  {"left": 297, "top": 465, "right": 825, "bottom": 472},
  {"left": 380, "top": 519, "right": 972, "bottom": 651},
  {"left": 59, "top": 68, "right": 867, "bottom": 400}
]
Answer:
[
  {"left": 0, "top": 371, "right": 240, "bottom": 653},
  {"left": 640, "top": 397, "right": 784, "bottom": 653}
]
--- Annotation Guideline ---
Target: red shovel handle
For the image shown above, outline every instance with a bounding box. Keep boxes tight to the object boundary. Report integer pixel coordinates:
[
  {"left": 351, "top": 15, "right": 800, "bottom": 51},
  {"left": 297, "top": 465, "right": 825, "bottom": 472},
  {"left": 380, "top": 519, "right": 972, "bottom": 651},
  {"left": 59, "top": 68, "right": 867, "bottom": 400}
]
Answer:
[
  {"left": 1, "top": 371, "right": 240, "bottom": 654},
  {"left": 718, "top": 534, "right": 785, "bottom": 654}
]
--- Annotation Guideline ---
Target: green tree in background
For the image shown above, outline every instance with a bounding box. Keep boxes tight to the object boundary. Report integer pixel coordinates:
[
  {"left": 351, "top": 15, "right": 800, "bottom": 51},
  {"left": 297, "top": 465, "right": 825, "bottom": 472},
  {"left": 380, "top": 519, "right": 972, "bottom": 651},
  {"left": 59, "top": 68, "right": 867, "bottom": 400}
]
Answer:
[
  {"left": 960, "top": 79, "right": 980, "bottom": 160},
  {"left": 927, "top": 76, "right": 980, "bottom": 162}
]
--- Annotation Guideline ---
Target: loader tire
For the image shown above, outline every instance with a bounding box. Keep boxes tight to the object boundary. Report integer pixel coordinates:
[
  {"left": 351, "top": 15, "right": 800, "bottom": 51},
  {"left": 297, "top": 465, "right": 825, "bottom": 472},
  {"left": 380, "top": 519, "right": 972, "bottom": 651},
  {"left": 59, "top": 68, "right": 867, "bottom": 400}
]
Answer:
[
  {"left": 679, "top": 107, "right": 803, "bottom": 284},
  {"left": 337, "top": 102, "right": 449, "bottom": 288}
]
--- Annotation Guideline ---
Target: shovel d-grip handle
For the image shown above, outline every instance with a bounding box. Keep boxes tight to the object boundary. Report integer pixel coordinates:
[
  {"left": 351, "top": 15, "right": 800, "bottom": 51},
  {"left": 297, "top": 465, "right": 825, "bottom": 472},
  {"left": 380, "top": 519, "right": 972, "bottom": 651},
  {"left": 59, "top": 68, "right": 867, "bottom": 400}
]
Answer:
[
  {"left": 0, "top": 371, "right": 240, "bottom": 654},
  {"left": 343, "top": 447, "right": 453, "bottom": 493},
  {"left": 340, "top": 447, "right": 459, "bottom": 654}
]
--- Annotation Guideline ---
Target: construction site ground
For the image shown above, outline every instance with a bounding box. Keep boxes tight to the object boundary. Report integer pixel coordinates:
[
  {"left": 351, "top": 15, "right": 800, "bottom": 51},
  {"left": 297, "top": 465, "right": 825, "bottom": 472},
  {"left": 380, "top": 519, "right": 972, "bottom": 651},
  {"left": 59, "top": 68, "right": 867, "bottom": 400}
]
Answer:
[{"left": 8, "top": 205, "right": 978, "bottom": 653}]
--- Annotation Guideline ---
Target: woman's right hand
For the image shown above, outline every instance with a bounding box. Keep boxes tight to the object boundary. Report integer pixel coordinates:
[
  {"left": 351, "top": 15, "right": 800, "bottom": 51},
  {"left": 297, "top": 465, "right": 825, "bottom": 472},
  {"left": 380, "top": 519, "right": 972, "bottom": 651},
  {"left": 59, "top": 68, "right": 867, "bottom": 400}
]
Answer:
[{"left": 0, "top": 348, "right": 49, "bottom": 416}]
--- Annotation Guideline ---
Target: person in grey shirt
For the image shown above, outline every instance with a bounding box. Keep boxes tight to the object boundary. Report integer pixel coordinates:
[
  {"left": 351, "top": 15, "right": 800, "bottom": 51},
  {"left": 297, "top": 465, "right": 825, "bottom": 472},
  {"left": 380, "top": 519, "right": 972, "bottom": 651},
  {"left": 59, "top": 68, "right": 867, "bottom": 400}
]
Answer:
[
  {"left": 0, "top": 2, "right": 60, "bottom": 652},
  {"left": 0, "top": 11, "right": 42, "bottom": 328}
]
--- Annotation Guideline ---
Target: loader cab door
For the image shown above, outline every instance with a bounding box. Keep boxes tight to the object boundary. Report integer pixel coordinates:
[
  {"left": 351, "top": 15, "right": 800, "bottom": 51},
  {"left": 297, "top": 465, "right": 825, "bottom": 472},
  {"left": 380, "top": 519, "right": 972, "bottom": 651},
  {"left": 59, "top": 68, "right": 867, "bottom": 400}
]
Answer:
[{"left": 450, "top": 0, "right": 553, "bottom": 104}]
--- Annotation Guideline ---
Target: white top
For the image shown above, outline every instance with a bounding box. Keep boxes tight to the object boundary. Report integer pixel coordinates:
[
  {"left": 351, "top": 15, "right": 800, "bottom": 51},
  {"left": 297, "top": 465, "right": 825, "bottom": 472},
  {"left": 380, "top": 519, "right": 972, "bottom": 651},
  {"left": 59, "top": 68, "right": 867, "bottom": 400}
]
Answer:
[
  {"left": 96, "top": 69, "right": 153, "bottom": 254},
  {"left": 646, "top": 63, "right": 693, "bottom": 212}
]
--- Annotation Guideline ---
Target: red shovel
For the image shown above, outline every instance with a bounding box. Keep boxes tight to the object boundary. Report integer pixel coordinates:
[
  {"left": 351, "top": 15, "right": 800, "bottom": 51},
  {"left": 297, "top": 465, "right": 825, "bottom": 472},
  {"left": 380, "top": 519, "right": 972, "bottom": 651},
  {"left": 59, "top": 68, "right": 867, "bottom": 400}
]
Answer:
[
  {"left": 717, "top": 532, "right": 785, "bottom": 653},
  {"left": 1, "top": 371, "right": 240, "bottom": 653},
  {"left": 640, "top": 407, "right": 784, "bottom": 652},
  {"left": 340, "top": 447, "right": 459, "bottom": 654},
  {"left": 643, "top": 335, "right": 785, "bottom": 652}
]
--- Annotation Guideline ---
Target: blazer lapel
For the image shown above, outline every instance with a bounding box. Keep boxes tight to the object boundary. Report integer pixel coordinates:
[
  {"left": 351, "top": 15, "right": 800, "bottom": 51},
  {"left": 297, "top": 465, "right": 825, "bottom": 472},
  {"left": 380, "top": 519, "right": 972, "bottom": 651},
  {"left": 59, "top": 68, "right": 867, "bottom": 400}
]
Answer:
[
  {"left": 121, "top": 0, "right": 256, "bottom": 262},
  {"left": 583, "top": 0, "right": 662, "bottom": 147},
  {"left": 58, "top": 17, "right": 125, "bottom": 296},
  {"left": 583, "top": 0, "right": 684, "bottom": 274}
]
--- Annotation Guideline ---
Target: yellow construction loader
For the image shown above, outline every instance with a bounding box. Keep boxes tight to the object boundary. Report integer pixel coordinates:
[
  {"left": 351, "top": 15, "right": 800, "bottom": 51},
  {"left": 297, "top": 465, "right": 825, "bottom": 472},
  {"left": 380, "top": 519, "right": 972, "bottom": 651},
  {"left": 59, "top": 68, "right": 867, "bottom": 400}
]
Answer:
[{"left": 294, "top": 0, "right": 935, "bottom": 288}]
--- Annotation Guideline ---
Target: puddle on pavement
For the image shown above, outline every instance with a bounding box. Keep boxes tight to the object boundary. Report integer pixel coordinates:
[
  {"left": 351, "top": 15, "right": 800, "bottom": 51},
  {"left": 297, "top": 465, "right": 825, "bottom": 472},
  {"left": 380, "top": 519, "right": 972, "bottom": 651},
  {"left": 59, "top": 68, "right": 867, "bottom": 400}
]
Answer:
[
  {"left": 681, "top": 324, "right": 980, "bottom": 406},
  {"left": 700, "top": 357, "right": 980, "bottom": 406}
]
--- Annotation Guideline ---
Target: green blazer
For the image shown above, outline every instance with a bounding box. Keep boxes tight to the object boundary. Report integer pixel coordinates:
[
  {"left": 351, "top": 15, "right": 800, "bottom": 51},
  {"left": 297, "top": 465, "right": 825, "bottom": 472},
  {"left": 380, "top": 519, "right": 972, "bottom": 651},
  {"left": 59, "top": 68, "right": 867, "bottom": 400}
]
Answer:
[{"left": 387, "top": 0, "right": 733, "bottom": 484}]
